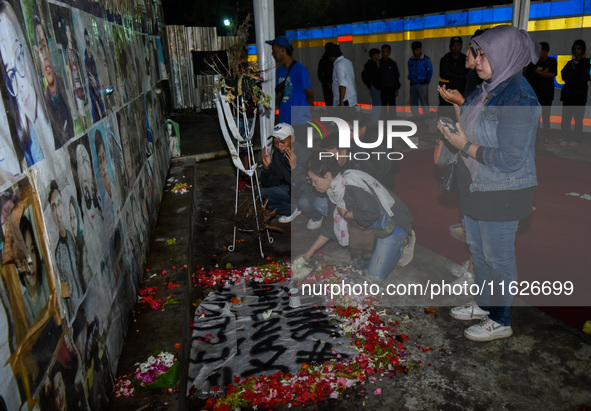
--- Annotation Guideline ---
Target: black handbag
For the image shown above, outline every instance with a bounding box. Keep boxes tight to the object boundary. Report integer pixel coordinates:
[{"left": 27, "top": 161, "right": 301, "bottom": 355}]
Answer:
[{"left": 439, "top": 156, "right": 458, "bottom": 192}]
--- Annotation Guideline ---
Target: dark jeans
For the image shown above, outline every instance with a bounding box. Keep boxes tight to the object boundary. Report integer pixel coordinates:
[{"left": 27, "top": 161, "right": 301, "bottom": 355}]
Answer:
[
  {"left": 464, "top": 215, "right": 519, "bottom": 326},
  {"left": 322, "top": 84, "right": 333, "bottom": 106},
  {"left": 539, "top": 104, "right": 552, "bottom": 138},
  {"left": 381, "top": 86, "right": 397, "bottom": 109},
  {"left": 297, "top": 192, "right": 323, "bottom": 221},
  {"left": 260, "top": 184, "right": 292, "bottom": 216},
  {"left": 561, "top": 104, "right": 586, "bottom": 142}
]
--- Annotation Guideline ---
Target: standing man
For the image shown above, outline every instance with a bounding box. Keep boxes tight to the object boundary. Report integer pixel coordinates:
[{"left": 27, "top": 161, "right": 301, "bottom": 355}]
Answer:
[
  {"left": 266, "top": 35, "right": 313, "bottom": 129},
  {"left": 317, "top": 42, "right": 334, "bottom": 106},
  {"left": 560, "top": 39, "right": 589, "bottom": 147},
  {"left": 525, "top": 42, "right": 557, "bottom": 142},
  {"left": 361, "top": 49, "right": 382, "bottom": 123},
  {"left": 326, "top": 43, "right": 357, "bottom": 107},
  {"left": 380, "top": 44, "right": 401, "bottom": 113},
  {"left": 407, "top": 41, "right": 432, "bottom": 116},
  {"left": 438, "top": 36, "right": 468, "bottom": 110}
]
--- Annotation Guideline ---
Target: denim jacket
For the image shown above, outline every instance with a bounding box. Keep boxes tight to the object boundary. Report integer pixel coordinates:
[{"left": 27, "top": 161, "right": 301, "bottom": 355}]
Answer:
[{"left": 461, "top": 73, "right": 541, "bottom": 192}]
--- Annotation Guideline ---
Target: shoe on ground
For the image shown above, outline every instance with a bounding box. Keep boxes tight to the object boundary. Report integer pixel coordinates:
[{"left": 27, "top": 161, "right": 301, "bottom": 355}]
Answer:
[
  {"left": 451, "top": 260, "right": 470, "bottom": 277},
  {"left": 560, "top": 140, "right": 568, "bottom": 146},
  {"left": 450, "top": 301, "right": 489, "bottom": 321},
  {"left": 464, "top": 316, "right": 513, "bottom": 342},
  {"left": 568, "top": 141, "right": 580, "bottom": 147},
  {"left": 307, "top": 217, "right": 323, "bottom": 230},
  {"left": 397, "top": 230, "right": 416, "bottom": 267},
  {"left": 278, "top": 208, "right": 301, "bottom": 223}
]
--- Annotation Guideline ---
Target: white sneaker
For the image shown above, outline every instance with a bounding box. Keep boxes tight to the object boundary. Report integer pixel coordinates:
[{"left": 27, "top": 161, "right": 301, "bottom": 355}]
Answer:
[
  {"left": 278, "top": 208, "right": 301, "bottom": 223},
  {"left": 397, "top": 230, "right": 416, "bottom": 267},
  {"left": 464, "top": 317, "right": 513, "bottom": 342},
  {"left": 568, "top": 141, "right": 580, "bottom": 147},
  {"left": 450, "top": 301, "right": 489, "bottom": 321},
  {"left": 306, "top": 217, "right": 323, "bottom": 230}
]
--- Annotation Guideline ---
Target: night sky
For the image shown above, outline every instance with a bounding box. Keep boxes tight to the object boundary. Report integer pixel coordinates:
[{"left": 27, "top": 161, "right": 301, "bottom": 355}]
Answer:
[{"left": 161, "top": 0, "right": 513, "bottom": 40}]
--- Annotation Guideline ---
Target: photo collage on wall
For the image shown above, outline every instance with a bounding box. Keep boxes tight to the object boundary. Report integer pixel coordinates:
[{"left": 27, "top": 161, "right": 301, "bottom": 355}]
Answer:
[{"left": 0, "top": 0, "right": 171, "bottom": 408}]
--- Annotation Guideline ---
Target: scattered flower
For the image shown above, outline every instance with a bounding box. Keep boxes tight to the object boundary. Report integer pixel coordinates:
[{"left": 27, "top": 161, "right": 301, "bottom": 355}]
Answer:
[
  {"left": 171, "top": 183, "right": 190, "bottom": 194},
  {"left": 113, "top": 375, "right": 135, "bottom": 398},
  {"left": 132, "top": 351, "right": 179, "bottom": 389}
]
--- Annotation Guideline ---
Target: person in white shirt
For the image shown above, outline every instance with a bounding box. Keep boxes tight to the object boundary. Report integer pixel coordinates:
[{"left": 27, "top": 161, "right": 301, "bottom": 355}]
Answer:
[{"left": 326, "top": 43, "right": 357, "bottom": 107}]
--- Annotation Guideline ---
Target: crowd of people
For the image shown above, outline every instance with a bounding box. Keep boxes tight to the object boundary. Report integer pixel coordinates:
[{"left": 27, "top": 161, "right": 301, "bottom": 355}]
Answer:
[{"left": 256, "top": 27, "right": 586, "bottom": 343}]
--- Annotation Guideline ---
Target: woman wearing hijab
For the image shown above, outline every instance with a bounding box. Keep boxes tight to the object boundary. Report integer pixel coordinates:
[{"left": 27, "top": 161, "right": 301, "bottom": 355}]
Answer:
[{"left": 437, "top": 25, "right": 541, "bottom": 342}]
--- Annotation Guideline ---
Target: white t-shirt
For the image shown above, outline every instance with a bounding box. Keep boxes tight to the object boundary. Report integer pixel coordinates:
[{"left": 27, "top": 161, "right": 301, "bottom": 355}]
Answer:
[{"left": 332, "top": 56, "right": 358, "bottom": 106}]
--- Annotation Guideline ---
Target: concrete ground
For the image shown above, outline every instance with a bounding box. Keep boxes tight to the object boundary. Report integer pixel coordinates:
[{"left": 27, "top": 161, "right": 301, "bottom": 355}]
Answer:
[{"left": 109, "top": 110, "right": 591, "bottom": 411}]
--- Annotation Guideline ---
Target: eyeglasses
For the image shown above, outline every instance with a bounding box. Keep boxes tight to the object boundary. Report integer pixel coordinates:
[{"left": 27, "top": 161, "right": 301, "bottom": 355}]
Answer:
[
  {"left": 6, "top": 43, "right": 25, "bottom": 98},
  {"left": 84, "top": 188, "right": 99, "bottom": 210}
]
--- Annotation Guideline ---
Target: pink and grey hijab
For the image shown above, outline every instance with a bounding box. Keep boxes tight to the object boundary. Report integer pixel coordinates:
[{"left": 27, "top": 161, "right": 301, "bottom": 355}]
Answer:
[
  {"left": 459, "top": 25, "right": 540, "bottom": 179},
  {"left": 471, "top": 25, "right": 540, "bottom": 94}
]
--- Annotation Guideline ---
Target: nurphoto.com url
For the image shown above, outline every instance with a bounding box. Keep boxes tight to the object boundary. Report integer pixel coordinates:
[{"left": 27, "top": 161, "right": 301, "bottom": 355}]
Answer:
[{"left": 300, "top": 280, "right": 574, "bottom": 301}]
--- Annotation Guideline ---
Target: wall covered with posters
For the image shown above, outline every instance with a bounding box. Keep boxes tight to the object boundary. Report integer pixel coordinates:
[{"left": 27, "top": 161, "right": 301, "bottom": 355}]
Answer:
[{"left": 0, "top": 0, "right": 170, "bottom": 408}]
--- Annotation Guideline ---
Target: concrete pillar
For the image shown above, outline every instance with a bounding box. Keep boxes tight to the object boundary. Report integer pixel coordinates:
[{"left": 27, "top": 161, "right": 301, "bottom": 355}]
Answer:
[
  {"left": 512, "top": 0, "right": 531, "bottom": 31},
  {"left": 253, "top": 0, "right": 275, "bottom": 150}
]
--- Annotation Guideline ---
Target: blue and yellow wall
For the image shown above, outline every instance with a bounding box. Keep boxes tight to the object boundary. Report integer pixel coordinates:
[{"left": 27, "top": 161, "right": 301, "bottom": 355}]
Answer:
[{"left": 252, "top": 0, "right": 591, "bottom": 123}]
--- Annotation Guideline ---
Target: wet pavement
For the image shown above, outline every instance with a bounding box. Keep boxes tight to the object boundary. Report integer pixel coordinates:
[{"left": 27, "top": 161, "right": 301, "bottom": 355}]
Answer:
[{"left": 109, "top": 110, "right": 591, "bottom": 411}]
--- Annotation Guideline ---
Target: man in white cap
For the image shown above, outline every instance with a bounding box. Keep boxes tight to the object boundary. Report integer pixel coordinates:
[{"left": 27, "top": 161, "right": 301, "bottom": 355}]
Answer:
[{"left": 261, "top": 123, "right": 311, "bottom": 223}]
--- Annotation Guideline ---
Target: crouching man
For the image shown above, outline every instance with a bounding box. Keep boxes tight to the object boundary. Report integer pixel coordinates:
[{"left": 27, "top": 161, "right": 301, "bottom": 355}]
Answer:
[{"left": 261, "top": 123, "right": 311, "bottom": 223}]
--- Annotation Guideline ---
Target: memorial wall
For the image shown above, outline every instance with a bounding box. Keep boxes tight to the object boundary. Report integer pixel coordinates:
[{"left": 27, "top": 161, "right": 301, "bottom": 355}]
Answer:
[{"left": 0, "top": 0, "right": 170, "bottom": 408}]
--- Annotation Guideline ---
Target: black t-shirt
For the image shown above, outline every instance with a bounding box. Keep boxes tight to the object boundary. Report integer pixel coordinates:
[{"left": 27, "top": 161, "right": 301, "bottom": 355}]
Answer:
[
  {"left": 457, "top": 157, "right": 535, "bottom": 222},
  {"left": 526, "top": 57, "right": 557, "bottom": 105},
  {"left": 439, "top": 52, "right": 468, "bottom": 96},
  {"left": 380, "top": 58, "right": 401, "bottom": 89},
  {"left": 560, "top": 57, "right": 590, "bottom": 105}
]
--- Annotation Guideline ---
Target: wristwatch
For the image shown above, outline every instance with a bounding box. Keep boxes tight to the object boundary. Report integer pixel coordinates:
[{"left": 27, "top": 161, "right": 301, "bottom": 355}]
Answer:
[{"left": 461, "top": 142, "right": 472, "bottom": 158}]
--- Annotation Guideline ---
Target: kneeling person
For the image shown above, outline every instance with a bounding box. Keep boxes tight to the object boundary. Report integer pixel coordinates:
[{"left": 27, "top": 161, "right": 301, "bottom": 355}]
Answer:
[{"left": 301, "top": 154, "right": 414, "bottom": 282}]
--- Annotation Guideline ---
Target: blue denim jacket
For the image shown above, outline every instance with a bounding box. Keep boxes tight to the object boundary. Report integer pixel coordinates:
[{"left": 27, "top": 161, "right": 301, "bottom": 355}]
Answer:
[{"left": 461, "top": 73, "right": 541, "bottom": 192}]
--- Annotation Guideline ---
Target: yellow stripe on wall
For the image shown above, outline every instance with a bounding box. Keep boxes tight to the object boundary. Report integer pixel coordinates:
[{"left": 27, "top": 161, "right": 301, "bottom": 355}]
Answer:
[
  {"left": 292, "top": 38, "right": 337, "bottom": 48},
  {"left": 528, "top": 16, "right": 584, "bottom": 31}
]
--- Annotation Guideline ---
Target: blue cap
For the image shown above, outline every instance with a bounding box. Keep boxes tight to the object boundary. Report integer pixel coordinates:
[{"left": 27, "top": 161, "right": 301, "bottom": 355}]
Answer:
[{"left": 265, "top": 35, "right": 292, "bottom": 50}]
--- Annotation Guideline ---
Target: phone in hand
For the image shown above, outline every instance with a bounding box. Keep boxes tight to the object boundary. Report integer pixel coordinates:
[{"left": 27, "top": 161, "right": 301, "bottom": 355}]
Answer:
[{"left": 438, "top": 117, "right": 459, "bottom": 134}]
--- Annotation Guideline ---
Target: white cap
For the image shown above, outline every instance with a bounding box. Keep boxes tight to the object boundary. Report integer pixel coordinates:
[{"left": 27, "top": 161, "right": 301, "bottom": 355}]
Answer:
[{"left": 269, "top": 123, "right": 294, "bottom": 141}]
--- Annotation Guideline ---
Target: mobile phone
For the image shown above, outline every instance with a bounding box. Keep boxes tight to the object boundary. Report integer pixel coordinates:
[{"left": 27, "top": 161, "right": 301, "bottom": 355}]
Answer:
[{"left": 439, "top": 117, "right": 458, "bottom": 134}]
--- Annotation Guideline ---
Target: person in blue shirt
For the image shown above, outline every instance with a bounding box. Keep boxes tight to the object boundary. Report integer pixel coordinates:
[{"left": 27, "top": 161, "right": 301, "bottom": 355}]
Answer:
[
  {"left": 408, "top": 41, "right": 433, "bottom": 117},
  {"left": 266, "top": 36, "right": 313, "bottom": 127}
]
